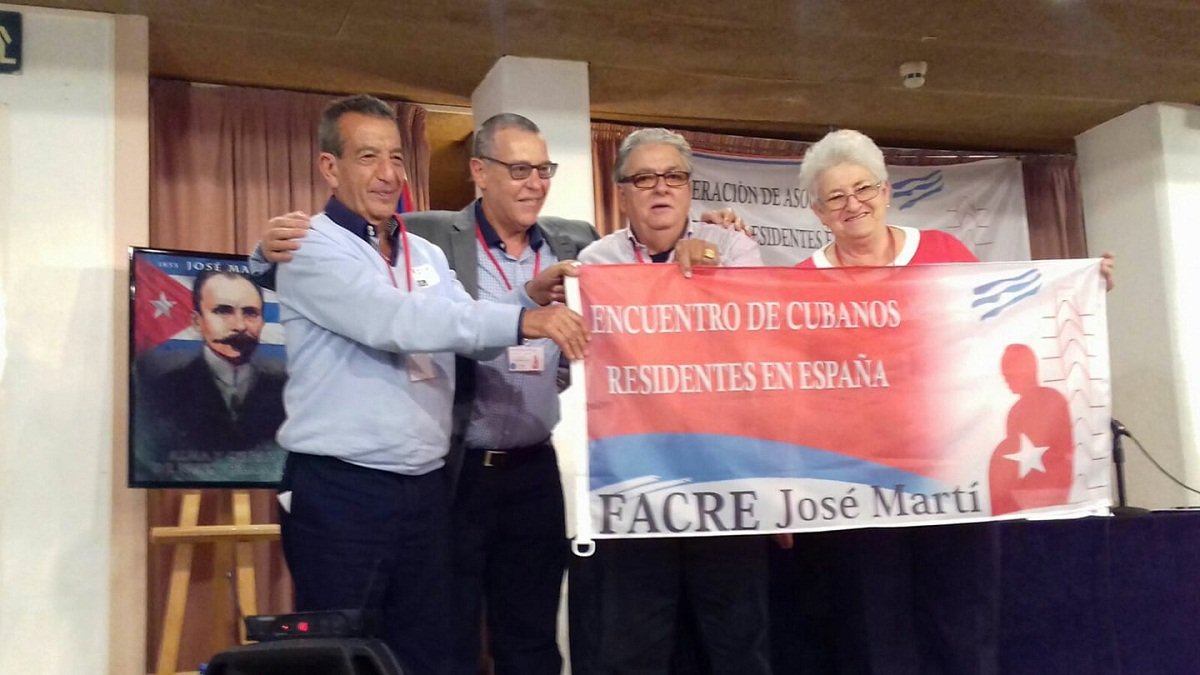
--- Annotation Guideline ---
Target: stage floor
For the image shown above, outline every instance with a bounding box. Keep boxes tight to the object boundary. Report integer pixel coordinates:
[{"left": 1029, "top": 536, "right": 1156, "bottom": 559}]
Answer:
[{"left": 767, "top": 510, "right": 1200, "bottom": 675}]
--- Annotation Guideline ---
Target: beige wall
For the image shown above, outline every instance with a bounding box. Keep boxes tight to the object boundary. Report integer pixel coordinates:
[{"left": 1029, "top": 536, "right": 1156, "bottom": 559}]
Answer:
[
  {"left": 0, "top": 5, "right": 148, "bottom": 674},
  {"left": 1076, "top": 103, "right": 1200, "bottom": 508}
]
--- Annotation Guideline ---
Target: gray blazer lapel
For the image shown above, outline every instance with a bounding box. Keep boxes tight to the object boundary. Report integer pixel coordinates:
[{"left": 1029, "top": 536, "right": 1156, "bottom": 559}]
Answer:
[
  {"left": 541, "top": 227, "right": 577, "bottom": 261},
  {"left": 449, "top": 203, "right": 480, "bottom": 298}
]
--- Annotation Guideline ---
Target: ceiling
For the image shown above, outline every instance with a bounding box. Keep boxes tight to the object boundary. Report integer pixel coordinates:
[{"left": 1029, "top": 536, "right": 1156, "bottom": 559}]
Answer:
[{"left": 13, "top": 0, "right": 1200, "bottom": 152}]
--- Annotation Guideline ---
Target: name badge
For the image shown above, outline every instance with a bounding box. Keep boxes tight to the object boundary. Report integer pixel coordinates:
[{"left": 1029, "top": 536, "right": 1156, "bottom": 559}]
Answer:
[
  {"left": 407, "top": 353, "right": 439, "bottom": 381},
  {"left": 507, "top": 344, "right": 546, "bottom": 373},
  {"left": 411, "top": 264, "right": 440, "bottom": 289}
]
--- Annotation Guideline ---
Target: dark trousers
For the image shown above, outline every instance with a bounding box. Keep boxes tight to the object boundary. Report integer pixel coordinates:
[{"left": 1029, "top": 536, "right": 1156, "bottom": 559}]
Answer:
[
  {"left": 772, "top": 524, "right": 1001, "bottom": 675},
  {"left": 854, "top": 524, "right": 1001, "bottom": 675},
  {"left": 279, "top": 452, "right": 451, "bottom": 675},
  {"left": 449, "top": 442, "right": 568, "bottom": 675},
  {"left": 581, "top": 536, "right": 772, "bottom": 675}
]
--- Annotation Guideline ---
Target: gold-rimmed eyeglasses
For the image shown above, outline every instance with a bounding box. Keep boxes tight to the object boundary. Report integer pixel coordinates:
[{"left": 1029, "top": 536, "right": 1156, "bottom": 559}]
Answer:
[{"left": 821, "top": 182, "right": 883, "bottom": 211}]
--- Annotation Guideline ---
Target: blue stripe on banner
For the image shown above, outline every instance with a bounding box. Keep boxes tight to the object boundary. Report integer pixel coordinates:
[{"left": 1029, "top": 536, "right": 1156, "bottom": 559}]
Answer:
[
  {"left": 979, "top": 285, "right": 1040, "bottom": 321},
  {"left": 890, "top": 170, "right": 942, "bottom": 195},
  {"left": 971, "top": 268, "right": 1043, "bottom": 320},
  {"left": 891, "top": 170, "right": 945, "bottom": 210},
  {"left": 970, "top": 277, "right": 1041, "bottom": 308},
  {"left": 590, "top": 433, "right": 941, "bottom": 493},
  {"left": 972, "top": 268, "right": 1039, "bottom": 295},
  {"left": 897, "top": 184, "right": 944, "bottom": 210}
]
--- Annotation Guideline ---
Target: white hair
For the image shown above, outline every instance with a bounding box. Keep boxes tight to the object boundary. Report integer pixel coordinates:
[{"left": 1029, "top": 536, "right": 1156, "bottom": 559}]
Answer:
[{"left": 798, "top": 129, "right": 888, "bottom": 198}]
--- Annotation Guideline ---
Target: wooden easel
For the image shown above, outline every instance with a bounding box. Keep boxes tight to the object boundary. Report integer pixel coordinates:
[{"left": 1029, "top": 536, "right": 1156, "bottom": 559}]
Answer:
[{"left": 150, "top": 490, "right": 281, "bottom": 675}]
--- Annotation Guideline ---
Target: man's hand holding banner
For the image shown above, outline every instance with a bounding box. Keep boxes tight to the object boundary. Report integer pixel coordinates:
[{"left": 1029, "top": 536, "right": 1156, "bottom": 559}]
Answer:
[{"left": 564, "top": 260, "right": 1112, "bottom": 549}]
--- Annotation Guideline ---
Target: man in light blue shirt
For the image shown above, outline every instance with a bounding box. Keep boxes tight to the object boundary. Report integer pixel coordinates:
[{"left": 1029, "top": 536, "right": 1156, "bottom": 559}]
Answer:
[{"left": 273, "top": 95, "right": 587, "bottom": 675}]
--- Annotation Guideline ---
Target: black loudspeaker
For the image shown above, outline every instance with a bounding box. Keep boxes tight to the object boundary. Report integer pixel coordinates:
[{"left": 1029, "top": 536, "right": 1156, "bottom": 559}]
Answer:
[{"left": 205, "top": 638, "right": 404, "bottom": 675}]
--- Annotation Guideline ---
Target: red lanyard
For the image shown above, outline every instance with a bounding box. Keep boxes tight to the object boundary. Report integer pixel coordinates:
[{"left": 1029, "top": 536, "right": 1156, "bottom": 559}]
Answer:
[
  {"left": 476, "top": 226, "right": 541, "bottom": 290},
  {"left": 633, "top": 239, "right": 666, "bottom": 264},
  {"left": 380, "top": 214, "right": 414, "bottom": 292},
  {"left": 633, "top": 243, "right": 650, "bottom": 263}
]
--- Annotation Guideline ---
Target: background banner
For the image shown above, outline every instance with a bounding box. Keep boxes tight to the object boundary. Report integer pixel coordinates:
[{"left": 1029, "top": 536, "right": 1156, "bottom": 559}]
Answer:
[
  {"left": 689, "top": 152, "right": 1032, "bottom": 265},
  {"left": 566, "top": 260, "right": 1111, "bottom": 546}
]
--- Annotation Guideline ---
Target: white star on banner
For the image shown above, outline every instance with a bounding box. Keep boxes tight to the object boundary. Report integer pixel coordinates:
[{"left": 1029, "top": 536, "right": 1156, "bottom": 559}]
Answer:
[
  {"left": 151, "top": 292, "right": 177, "bottom": 318},
  {"left": 1003, "top": 433, "right": 1049, "bottom": 479}
]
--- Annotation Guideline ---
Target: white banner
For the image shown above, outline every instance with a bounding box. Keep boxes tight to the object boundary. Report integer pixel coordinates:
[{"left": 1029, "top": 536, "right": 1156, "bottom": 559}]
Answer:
[{"left": 689, "top": 152, "right": 1031, "bottom": 265}]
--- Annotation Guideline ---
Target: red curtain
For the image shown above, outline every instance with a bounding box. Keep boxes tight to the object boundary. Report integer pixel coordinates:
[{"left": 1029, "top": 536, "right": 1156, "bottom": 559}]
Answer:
[{"left": 150, "top": 79, "right": 429, "bottom": 253}]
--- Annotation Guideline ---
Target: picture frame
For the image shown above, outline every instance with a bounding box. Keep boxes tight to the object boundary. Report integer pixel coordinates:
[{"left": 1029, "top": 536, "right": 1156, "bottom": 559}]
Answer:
[{"left": 128, "top": 247, "right": 287, "bottom": 488}]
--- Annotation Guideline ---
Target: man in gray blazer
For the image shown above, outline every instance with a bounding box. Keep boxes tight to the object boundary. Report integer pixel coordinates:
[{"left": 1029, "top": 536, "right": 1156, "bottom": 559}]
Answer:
[
  {"left": 411, "top": 116, "right": 595, "bottom": 675},
  {"left": 261, "top": 113, "right": 594, "bottom": 675}
]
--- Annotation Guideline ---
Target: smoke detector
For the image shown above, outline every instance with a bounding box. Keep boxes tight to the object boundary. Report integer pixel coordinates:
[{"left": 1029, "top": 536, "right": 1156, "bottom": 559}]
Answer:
[{"left": 900, "top": 61, "right": 928, "bottom": 89}]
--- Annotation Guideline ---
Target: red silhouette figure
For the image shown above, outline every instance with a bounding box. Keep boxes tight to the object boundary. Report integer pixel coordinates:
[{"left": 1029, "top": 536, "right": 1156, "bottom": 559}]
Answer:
[{"left": 988, "top": 344, "right": 1075, "bottom": 515}]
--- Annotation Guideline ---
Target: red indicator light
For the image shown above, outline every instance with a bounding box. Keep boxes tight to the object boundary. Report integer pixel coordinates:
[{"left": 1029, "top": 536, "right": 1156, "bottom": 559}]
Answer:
[{"left": 298, "top": 621, "right": 310, "bottom": 632}]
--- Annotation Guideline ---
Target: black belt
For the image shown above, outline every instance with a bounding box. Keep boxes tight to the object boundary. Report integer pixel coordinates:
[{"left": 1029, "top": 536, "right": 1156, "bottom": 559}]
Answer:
[{"left": 468, "top": 440, "right": 552, "bottom": 469}]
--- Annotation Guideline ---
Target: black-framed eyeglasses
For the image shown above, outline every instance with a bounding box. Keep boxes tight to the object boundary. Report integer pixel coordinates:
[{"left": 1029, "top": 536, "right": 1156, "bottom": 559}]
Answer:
[
  {"left": 479, "top": 156, "right": 558, "bottom": 180},
  {"left": 618, "top": 170, "right": 692, "bottom": 190},
  {"left": 821, "top": 182, "right": 882, "bottom": 211}
]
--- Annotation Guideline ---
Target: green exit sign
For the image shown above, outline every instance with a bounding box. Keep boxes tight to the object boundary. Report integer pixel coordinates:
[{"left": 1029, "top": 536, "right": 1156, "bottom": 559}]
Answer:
[{"left": 1, "top": 10, "right": 21, "bottom": 74}]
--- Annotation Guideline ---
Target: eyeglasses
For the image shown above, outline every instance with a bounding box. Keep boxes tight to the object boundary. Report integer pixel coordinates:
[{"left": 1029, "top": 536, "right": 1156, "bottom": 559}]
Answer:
[
  {"left": 821, "top": 183, "right": 882, "bottom": 211},
  {"left": 619, "top": 170, "right": 692, "bottom": 190},
  {"left": 479, "top": 156, "right": 558, "bottom": 180}
]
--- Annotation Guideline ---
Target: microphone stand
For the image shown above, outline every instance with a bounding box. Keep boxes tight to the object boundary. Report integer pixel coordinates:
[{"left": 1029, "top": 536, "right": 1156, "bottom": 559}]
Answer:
[{"left": 1111, "top": 419, "right": 1150, "bottom": 517}]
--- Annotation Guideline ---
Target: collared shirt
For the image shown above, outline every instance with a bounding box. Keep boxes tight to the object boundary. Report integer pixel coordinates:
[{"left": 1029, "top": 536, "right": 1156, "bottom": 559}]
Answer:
[
  {"left": 463, "top": 201, "right": 562, "bottom": 450},
  {"left": 274, "top": 196, "right": 527, "bottom": 474},
  {"left": 202, "top": 345, "right": 257, "bottom": 413},
  {"left": 578, "top": 220, "right": 764, "bottom": 267}
]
